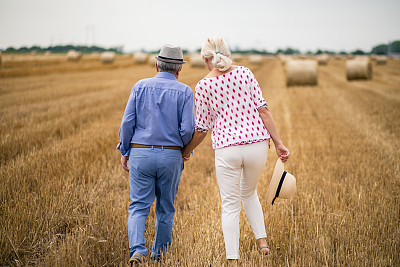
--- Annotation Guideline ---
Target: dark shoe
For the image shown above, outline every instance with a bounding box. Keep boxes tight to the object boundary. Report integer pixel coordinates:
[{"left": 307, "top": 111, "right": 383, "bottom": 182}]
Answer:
[{"left": 129, "top": 252, "right": 145, "bottom": 266}]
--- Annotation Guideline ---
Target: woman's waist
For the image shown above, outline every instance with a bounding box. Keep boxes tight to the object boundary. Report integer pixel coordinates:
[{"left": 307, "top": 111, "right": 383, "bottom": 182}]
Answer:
[
  {"left": 212, "top": 137, "right": 270, "bottom": 150},
  {"left": 212, "top": 122, "right": 268, "bottom": 136}
]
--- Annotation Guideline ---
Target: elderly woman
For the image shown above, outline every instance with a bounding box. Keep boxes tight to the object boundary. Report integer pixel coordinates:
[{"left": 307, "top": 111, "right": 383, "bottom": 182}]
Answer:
[{"left": 182, "top": 36, "right": 289, "bottom": 266}]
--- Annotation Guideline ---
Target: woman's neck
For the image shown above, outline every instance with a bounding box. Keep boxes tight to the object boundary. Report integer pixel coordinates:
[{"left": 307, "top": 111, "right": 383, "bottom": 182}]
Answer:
[{"left": 205, "top": 65, "right": 237, "bottom": 78}]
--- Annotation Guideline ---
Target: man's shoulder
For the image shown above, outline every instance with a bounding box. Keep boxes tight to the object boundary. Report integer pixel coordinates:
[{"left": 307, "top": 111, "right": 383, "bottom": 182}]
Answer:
[
  {"left": 135, "top": 77, "right": 154, "bottom": 87},
  {"left": 133, "top": 76, "right": 192, "bottom": 96},
  {"left": 174, "top": 80, "right": 192, "bottom": 92}
]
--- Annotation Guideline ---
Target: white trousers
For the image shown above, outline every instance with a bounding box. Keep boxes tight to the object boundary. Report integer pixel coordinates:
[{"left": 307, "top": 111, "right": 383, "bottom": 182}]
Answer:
[{"left": 215, "top": 141, "right": 268, "bottom": 259}]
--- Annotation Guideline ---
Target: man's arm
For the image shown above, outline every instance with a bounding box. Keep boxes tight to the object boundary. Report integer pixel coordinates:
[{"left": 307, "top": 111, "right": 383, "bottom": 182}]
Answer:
[
  {"left": 179, "top": 89, "right": 195, "bottom": 147},
  {"left": 182, "top": 130, "right": 208, "bottom": 161},
  {"left": 117, "top": 88, "right": 137, "bottom": 171}
]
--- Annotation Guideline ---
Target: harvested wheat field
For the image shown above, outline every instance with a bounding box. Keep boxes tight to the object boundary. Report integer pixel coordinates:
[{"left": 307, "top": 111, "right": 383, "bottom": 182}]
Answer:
[{"left": 1, "top": 55, "right": 399, "bottom": 266}]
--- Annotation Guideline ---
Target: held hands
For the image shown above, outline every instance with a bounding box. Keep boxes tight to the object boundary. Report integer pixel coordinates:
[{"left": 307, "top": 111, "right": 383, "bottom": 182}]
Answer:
[
  {"left": 121, "top": 156, "right": 129, "bottom": 172},
  {"left": 181, "top": 147, "right": 191, "bottom": 162},
  {"left": 275, "top": 143, "right": 290, "bottom": 163}
]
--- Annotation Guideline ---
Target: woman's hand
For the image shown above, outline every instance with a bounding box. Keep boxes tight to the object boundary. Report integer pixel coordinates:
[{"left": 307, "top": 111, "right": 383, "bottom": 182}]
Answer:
[
  {"left": 182, "top": 148, "right": 191, "bottom": 162},
  {"left": 181, "top": 130, "right": 208, "bottom": 162},
  {"left": 275, "top": 144, "right": 290, "bottom": 163},
  {"left": 259, "top": 107, "right": 289, "bottom": 163}
]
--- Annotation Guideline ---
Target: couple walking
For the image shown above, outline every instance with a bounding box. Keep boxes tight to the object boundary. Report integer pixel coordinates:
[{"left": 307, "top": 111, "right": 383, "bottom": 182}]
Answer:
[{"left": 117, "top": 36, "right": 291, "bottom": 266}]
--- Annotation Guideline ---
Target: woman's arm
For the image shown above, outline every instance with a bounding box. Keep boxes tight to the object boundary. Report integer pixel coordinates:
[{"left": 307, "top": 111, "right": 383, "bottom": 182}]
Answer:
[
  {"left": 258, "top": 106, "right": 290, "bottom": 162},
  {"left": 182, "top": 130, "right": 208, "bottom": 161}
]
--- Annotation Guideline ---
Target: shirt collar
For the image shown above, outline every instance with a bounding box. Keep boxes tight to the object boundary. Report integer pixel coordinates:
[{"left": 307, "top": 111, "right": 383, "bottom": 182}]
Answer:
[{"left": 155, "top": 72, "right": 177, "bottom": 80}]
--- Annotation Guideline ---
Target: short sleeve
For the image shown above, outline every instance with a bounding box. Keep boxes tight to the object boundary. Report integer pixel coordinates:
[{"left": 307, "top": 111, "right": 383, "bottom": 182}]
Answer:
[
  {"left": 247, "top": 69, "right": 268, "bottom": 109},
  {"left": 194, "top": 81, "right": 212, "bottom": 132}
]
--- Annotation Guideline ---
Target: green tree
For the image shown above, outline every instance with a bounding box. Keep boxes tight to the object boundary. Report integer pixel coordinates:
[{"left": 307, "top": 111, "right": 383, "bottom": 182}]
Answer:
[
  {"left": 389, "top": 41, "right": 400, "bottom": 53},
  {"left": 5, "top": 47, "right": 17, "bottom": 53},
  {"left": 352, "top": 49, "right": 365, "bottom": 55},
  {"left": 371, "top": 44, "right": 387, "bottom": 55}
]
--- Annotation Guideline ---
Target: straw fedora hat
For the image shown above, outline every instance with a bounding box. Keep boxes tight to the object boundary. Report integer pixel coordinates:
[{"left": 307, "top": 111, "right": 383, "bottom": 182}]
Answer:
[
  {"left": 155, "top": 44, "right": 187, "bottom": 64},
  {"left": 266, "top": 159, "right": 296, "bottom": 205}
]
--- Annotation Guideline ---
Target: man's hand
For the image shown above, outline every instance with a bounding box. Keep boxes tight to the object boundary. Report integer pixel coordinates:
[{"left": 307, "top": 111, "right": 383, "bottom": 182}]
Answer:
[{"left": 121, "top": 156, "right": 129, "bottom": 172}]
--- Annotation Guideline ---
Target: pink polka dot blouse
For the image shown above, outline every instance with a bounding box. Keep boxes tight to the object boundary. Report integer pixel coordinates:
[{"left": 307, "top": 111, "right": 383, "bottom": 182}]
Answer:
[{"left": 195, "top": 66, "right": 270, "bottom": 149}]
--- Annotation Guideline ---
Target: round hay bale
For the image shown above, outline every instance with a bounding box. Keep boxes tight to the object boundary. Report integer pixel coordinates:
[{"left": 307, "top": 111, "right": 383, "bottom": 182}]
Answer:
[
  {"left": 333, "top": 54, "right": 344, "bottom": 60},
  {"left": 249, "top": 55, "right": 263, "bottom": 65},
  {"left": 346, "top": 60, "right": 372, "bottom": 80},
  {"left": 44, "top": 51, "right": 51, "bottom": 56},
  {"left": 278, "top": 55, "right": 293, "bottom": 66},
  {"left": 67, "top": 50, "right": 82, "bottom": 62},
  {"left": 317, "top": 54, "right": 329, "bottom": 65},
  {"left": 231, "top": 54, "right": 243, "bottom": 63},
  {"left": 190, "top": 54, "right": 204, "bottom": 68},
  {"left": 277, "top": 54, "right": 286, "bottom": 61},
  {"left": 91, "top": 52, "right": 100, "bottom": 58},
  {"left": 354, "top": 55, "right": 369, "bottom": 62},
  {"left": 133, "top": 52, "right": 148, "bottom": 64},
  {"left": 148, "top": 54, "right": 157, "bottom": 66},
  {"left": 101, "top": 52, "right": 115, "bottom": 64},
  {"left": 286, "top": 60, "right": 318, "bottom": 86},
  {"left": 376, "top": 56, "right": 387, "bottom": 65},
  {"left": 369, "top": 54, "right": 378, "bottom": 61}
]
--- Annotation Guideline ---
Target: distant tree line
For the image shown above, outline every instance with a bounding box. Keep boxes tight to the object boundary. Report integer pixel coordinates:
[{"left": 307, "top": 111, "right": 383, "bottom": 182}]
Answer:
[
  {"left": 370, "top": 41, "right": 400, "bottom": 55},
  {"left": 2, "top": 45, "right": 123, "bottom": 54},
  {"left": 1, "top": 41, "right": 399, "bottom": 55},
  {"left": 229, "top": 40, "right": 399, "bottom": 55}
]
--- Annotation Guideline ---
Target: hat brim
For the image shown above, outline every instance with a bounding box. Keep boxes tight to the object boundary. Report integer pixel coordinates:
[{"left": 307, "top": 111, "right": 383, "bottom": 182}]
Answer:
[
  {"left": 155, "top": 56, "right": 186, "bottom": 64},
  {"left": 266, "top": 159, "right": 285, "bottom": 205}
]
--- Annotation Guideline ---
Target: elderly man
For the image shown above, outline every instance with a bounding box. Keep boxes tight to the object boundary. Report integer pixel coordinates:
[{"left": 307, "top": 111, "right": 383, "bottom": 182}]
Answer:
[{"left": 117, "top": 45, "right": 194, "bottom": 265}]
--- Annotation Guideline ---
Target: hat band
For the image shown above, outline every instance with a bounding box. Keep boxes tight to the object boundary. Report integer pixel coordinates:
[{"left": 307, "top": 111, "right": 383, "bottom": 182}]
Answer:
[
  {"left": 158, "top": 55, "right": 184, "bottom": 62},
  {"left": 272, "top": 171, "right": 287, "bottom": 205}
]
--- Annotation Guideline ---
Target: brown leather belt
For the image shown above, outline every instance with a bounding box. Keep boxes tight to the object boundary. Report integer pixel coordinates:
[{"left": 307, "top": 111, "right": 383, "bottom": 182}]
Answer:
[{"left": 130, "top": 143, "right": 182, "bottom": 151}]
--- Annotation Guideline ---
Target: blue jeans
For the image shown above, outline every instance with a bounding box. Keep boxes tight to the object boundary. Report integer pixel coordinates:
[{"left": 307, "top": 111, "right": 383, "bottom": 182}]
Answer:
[{"left": 128, "top": 147, "right": 183, "bottom": 258}]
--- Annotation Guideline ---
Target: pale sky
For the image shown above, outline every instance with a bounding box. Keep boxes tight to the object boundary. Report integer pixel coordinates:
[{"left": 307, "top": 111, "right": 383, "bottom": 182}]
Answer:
[{"left": 0, "top": 0, "right": 399, "bottom": 53}]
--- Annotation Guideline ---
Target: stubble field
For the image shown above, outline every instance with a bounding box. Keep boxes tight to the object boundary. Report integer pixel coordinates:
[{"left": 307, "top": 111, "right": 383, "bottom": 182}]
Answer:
[{"left": 0, "top": 54, "right": 399, "bottom": 266}]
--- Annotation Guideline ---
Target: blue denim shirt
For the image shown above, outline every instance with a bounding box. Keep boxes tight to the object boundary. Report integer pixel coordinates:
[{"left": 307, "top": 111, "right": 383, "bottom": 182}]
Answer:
[{"left": 117, "top": 72, "right": 195, "bottom": 156}]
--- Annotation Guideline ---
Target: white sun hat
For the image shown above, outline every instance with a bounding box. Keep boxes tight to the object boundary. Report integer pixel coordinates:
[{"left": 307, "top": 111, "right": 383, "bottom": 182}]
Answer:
[{"left": 266, "top": 159, "right": 296, "bottom": 205}]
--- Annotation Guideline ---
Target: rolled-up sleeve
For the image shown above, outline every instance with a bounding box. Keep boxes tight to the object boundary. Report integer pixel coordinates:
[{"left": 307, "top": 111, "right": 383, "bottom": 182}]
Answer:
[
  {"left": 117, "top": 88, "right": 136, "bottom": 156},
  {"left": 195, "top": 82, "right": 212, "bottom": 132},
  {"left": 248, "top": 69, "right": 268, "bottom": 109},
  {"left": 179, "top": 88, "right": 195, "bottom": 146}
]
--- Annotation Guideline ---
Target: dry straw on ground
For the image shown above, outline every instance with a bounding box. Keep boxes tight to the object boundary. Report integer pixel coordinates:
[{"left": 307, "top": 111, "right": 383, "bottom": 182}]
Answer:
[
  {"left": 286, "top": 59, "right": 318, "bottom": 86},
  {"left": 0, "top": 56, "right": 399, "bottom": 266}
]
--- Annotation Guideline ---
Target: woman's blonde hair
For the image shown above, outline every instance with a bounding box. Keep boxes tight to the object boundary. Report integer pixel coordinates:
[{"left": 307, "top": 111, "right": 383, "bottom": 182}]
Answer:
[{"left": 201, "top": 36, "right": 232, "bottom": 72}]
